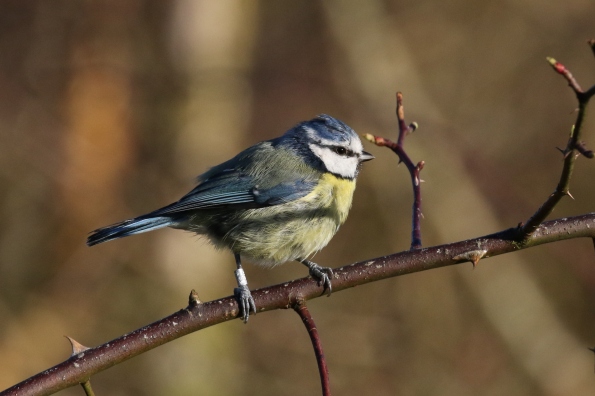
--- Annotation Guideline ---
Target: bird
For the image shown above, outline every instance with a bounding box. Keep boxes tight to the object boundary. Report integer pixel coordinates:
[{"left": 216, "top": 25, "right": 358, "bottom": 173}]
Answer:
[{"left": 87, "top": 114, "right": 374, "bottom": 322}]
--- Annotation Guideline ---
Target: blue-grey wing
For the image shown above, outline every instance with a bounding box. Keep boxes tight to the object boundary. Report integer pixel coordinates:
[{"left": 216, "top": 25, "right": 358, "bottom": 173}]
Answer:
[{"left": 152, "top": 141, "right": 318, "bottom": 215}]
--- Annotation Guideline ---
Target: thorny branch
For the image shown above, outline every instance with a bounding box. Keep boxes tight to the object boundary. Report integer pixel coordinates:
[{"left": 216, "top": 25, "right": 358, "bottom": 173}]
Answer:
[
  {"left": 520, "top": 45, "right": 595, "bottom": 239},
  {"left": 2, "top": 214, "right": 595, "bottom": 396},
  {"left": 365, "top": 92, "right": 424, "bottom": 250}
]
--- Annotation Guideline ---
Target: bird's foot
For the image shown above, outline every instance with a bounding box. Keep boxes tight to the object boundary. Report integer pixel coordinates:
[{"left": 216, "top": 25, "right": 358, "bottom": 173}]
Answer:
[
  {"left": 234, "top": 285, "right": 256, "bottom": 323},
  {"left": 302, "top": 260, "right": 334, "bottom": 296}
]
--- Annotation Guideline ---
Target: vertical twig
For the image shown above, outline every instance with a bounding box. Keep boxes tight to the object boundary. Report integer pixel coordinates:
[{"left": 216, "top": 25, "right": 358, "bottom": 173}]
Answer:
[
  {"left": 293, "top": 300, "right": 331, "bottom": 396},
  {"left": 520, "top": 48, "right": 595, "bottom": 240},
  {"left": 80, "top": 381, "right": 95, "bottom": 396},
  {"left": 365, "top": 92, "right": 424, "bottom": 249}
]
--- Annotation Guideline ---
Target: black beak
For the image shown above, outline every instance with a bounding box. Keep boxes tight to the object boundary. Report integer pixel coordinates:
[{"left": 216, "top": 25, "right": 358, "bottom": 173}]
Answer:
[{"left": 360, "top": 151, "right": 375, "bottom": 162}]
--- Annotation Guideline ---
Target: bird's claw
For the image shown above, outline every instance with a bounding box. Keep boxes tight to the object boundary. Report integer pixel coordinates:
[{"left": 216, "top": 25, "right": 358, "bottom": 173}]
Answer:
[
  {"left": 308, "top": 264, "right": 334, "bottom": 296},
  {"left": 234, "top": 285, "right": 256, "bottom": 323}
]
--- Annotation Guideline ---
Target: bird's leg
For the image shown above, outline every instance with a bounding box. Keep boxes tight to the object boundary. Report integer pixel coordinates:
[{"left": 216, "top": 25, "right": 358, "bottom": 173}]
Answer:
[
  {"left": 233, "top": 254, "right": 256, "bottom": 323},
  {"left": 300, "top": 259, "right": 334, "bottom": 296}
]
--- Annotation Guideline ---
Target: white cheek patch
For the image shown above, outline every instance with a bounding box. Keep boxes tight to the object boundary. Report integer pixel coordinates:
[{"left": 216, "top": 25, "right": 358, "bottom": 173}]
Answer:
[{"left": 309, "top": 144, "right": 358, "bottom": 179}]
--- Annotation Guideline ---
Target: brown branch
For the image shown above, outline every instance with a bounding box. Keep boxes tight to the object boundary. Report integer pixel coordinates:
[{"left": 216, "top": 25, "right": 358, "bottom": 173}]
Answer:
[
  {"left": 520, "top": 46, "right": 595, "bottom": 240},
  {"left": 294, "top": 301, "right": 330, "bottom": 396},
  {"left": 365, "top": 92, "right": 423, "bottom": 250},
  {"left": 3, "top": 213, "right": 595, "bottom": 396}
]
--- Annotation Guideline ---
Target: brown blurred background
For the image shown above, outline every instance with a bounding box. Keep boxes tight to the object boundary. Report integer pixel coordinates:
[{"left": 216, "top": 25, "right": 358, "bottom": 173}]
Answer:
[{"left": 1, "top": 1, "right": 595, "bottom": 395}]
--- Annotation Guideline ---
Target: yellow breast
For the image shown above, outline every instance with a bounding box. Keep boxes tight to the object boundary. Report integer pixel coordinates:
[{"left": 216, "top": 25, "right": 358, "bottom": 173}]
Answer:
[{"left": 316, "top": 173, "right": 356, "bottom": 224}]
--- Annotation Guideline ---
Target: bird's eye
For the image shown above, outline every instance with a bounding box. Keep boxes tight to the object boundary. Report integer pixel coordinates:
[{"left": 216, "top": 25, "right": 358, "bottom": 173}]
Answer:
[{"left": 334, "top": 147, "right": 347, "bottom": 156}]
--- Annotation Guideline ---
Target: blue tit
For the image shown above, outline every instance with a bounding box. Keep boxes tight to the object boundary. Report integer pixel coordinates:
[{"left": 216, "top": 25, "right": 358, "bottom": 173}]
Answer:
[{"left": 87, "top": 114, "right": 374, "bottom": 322}]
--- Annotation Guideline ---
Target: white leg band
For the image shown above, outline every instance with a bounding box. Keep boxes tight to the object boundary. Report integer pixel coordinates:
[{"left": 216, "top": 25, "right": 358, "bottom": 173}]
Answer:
[{"left": 235, "top": 268, "right": 248, "bottom": 287}]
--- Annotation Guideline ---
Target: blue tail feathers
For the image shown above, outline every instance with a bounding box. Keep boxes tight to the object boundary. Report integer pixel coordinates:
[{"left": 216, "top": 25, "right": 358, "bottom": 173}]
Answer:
[{"left": 87, "top": 216, "right": 174, "bottom": 246}]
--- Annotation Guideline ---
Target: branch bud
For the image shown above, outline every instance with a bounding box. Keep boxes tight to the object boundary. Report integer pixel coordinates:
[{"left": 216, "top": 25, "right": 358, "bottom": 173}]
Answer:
[{"left": 546, "top": 57, "right": 566, "bottom": 74}]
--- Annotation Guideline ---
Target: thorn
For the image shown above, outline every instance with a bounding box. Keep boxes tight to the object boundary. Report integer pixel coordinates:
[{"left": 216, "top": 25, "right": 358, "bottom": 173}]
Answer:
[
  {"left": 419, "top": 179, "right": 425, "bottom": 183},
  {"left": 188, "top": 289, "right": 201, "bottom": 307},
  {"left": 565, "top": 191, "right": 575, "bottom": 200},
  {"left": 453, "top": 249, "right": 488, "bottom": 268},
  {"left": 556, "top": 146, "right": 572, "bottom": 158},
  {"left": 409, "top": 122, "right": 418, "bottom": 132},
  {"left": 65, "top": 336, "right": 90, "bottom": 356}
]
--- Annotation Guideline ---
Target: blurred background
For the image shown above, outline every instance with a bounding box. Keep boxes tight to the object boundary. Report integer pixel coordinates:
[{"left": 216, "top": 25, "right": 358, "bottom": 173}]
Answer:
[{"left": 1, "top": 1, "right": 595, "bottom": 395}]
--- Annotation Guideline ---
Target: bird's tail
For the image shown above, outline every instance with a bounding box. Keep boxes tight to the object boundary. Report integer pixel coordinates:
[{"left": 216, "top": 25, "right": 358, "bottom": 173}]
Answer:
[{"left": 87, "top": 216, "right": 174, "bottom": 246}]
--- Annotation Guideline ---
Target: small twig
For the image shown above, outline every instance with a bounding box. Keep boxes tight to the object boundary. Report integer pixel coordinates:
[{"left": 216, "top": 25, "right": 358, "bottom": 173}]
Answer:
[
  {"left": 80, "top": 381, "right": 95, "bottom": 396},
  {"left": 520, "top": 46, "right": 595, "bottom": 240},
  {"left": 293, "top": 300, "right": 330, "bottom": 396},
  {"left": 365, "top": 92, "right": 423, "bottom": 250},
  {"left": 575, "top": 141, "right": 594, "bottom": 158},
  {"left": 546, "top": 57, "right": 583, "bottom": 93}
]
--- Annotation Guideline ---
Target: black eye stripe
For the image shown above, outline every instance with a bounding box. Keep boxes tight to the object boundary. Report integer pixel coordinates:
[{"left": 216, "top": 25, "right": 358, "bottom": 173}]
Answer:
[{"left": 326, "top": 145, "right": 355, "bottom": 156}]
